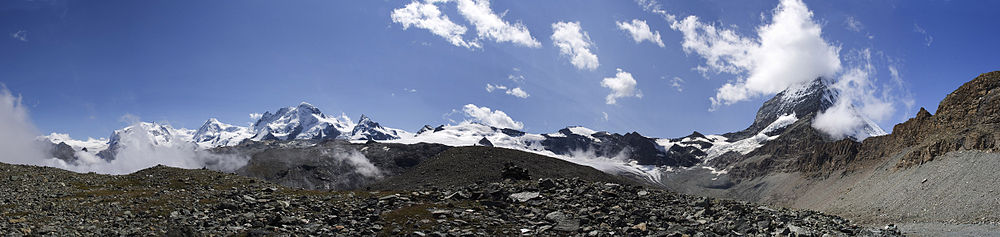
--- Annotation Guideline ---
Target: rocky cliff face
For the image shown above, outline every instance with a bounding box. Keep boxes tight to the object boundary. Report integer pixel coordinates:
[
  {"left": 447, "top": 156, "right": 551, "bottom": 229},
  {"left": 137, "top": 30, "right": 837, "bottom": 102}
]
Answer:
[
  {"left": 721, "top": 71, "right": 1000, "bottom": 179},
  {"left": 883, "top": 71, "right": 1000, "bottom": 168}
]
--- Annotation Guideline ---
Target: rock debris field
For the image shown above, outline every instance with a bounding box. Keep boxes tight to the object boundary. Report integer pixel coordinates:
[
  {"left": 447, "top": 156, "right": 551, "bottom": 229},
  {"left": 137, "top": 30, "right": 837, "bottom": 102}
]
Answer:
[{"left": 0, "top": 162, "right": 900, "bottom": 236}]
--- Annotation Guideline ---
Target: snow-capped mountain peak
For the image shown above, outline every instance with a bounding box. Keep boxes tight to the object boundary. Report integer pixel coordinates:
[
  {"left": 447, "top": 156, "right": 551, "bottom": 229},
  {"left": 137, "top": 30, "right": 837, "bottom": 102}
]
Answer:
[
  {"left": 38, "top": 133, "right": 109, "bottom": 153},
  {"left": 725, "top": 77, "right": 884, "bottom": 141},
  {"left": 417, "top": 125, "right": 435, "bottom": 134},
  {"left": 192, "top": 118, "right": 252, "bottom": 148},
  {"left": 350, "top": 114, "right": 409, "bottom": 140},
  {"left": 250, "top": 102, "right": 353, "bottom": 141},
  {"left": 97, "top": 122, "right": 194, "bottom": 160}
]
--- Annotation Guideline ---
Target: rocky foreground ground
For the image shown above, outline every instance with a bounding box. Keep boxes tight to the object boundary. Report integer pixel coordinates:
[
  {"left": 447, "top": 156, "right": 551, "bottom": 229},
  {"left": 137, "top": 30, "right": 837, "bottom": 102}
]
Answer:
[{"left": 0, "top": 162, "right": 900, "bottom": 236}]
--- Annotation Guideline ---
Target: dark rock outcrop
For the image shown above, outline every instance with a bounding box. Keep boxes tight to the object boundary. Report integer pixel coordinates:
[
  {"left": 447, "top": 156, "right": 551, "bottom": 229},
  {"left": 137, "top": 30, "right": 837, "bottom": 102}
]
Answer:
[
  {"left": 46, "top": 142, "right": 77, "bottom": 163},
  {"left": 233, "top": 140, "right": 450, "bottom": 190},
  {"left": 477, "top": 137, "right": 494, "bottom": 147}
]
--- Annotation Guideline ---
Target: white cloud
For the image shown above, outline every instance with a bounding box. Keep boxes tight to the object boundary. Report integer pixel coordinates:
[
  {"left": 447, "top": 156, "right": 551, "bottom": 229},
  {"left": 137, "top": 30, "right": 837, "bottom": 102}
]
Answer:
[
  {"left": 669, "top": 76, "right": 685, "bottom": 92},
  {"left": 507, "top": 74, "right": 525, "bottom": 83},
  {"left": 486, "top": 83, "right": 528, "bottom": 98},
  {"left": 391, "top": 0, "right": 540, "bottom": 49},
  {"left": 641, "top": 0, "right": 908, "bottom": 140},
  {"left": 913, "top": 23, "right": 933, "bottom": 47},
  {"left": 665, "top": 0, "right": 841, "bottom": 108},
  {"left": 552, "top": 21, "right": 600, "bottom": 71},
  {"left": 485, "top": 83, "right": 507, "bottom": 92},
  {"left": 601, "top": 112, "right": 609, "bottom": 121},
  {"left": 119, "top": 113, "right": 142, "bottom": 124},
  {"left": 616, "top": 19, "right": 665, "bottom": 47},
  {"left": 453, "top": 0, "right": 541, "bottom": 47},
  {"left": 10, "top": 30, "right": 27, "bottom": 42},
  {"left": 249, "top": 113, "right": 263, "bottom": 121},
  {"left": 812, "top": 49, "right": 897, "bottom": 140},
  {"left": 461, "top": 104, "right": 524, "bottom": 129},
  {"left": 506, "top": 87, "right": 529, "bottom": 98},
  {"left": 404, "top": 88, "right": 418, "bottom": 93},
  {"left": 391, "top": 0, "right": 479, "bottom": 48},
  {"left": 46, "top": 122, "right": 250, "bottom": 174},
  {"left": 0, "top": 86, "right": 47, "bottom": 165},
  {"left": 601, "top": 68, "right": 642, "bottom": 104},
  {"left": 844, "top": 16, "right": 863, "bottom": 32}
]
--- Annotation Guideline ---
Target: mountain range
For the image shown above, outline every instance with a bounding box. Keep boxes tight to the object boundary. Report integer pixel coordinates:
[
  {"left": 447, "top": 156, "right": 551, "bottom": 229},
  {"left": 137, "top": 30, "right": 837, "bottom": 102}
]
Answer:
[
  {"left": 40, "top": 77, "right": 886, "bottom": 184},
  {"left": 29, "top": 71, "right": 1000, "bottom": 233}
]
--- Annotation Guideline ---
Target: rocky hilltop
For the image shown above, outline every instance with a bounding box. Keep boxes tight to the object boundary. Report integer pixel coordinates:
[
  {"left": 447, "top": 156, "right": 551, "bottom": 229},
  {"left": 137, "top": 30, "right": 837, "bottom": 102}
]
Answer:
[{"left": 0, "top": 161, "right": 900, "bottom": 236}]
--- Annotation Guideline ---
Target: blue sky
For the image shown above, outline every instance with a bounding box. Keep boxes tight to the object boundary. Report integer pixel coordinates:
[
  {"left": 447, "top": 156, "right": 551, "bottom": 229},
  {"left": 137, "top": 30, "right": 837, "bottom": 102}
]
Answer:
[{"left": 1, "top": 0, "right": 998, "bottom": 140}]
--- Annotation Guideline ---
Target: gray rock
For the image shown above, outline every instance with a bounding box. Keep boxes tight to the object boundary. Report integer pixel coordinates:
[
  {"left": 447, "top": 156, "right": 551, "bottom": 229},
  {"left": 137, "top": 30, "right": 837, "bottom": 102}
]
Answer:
[{"left": 510, "top": 192, "right": 540, "bottom": 202}]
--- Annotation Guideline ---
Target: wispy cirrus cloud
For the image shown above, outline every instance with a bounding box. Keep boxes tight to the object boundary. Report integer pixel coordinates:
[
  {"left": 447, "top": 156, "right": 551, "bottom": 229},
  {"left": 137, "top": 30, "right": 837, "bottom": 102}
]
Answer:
[
  {"left": 10, "top": 30, "right": 28, "bottom": 42},
  {"left": 913, "top": 23, "right": 933, "bottom": 47}
]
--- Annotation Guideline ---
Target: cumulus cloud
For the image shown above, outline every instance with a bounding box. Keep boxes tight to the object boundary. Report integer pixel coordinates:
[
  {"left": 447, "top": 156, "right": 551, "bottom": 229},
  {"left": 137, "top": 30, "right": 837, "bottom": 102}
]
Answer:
[
  {"left": 391, "top": 0, "right": 478, "bottom": 48},
  {"left": 391, "top": 0, "right": 540, "bottom": 49},
  {"left": 461, "top": 104, "right": 523, "bottom": 129},
  {"left": 453, "top": 0, "right": 541, "bottom": 47},
  {"left": 10, "top": 30, "right": 28, "bottom": 42},
  {"left": 601, "top": 69, "right": 642, "bottom": 104},
  {"left": 913, "top": 23, "right": 933, "bottom": 47},
  {"left": 616, "top": 19, "right": 665, "bottom": 47},
  {"left": 680, "top": 0, "right": 842, "bottom": 107},
  {"left": 506, "top": 87, "right": 529, "bottom": 98},
  {"left": 640, "top": 0, "right": 909, "bottom": 140},
  {"left": 0, "top": 86, "right": 48, "bottom": 165},
  {"left": 552, "top": 21, "right": 600, "bottom": 71}
]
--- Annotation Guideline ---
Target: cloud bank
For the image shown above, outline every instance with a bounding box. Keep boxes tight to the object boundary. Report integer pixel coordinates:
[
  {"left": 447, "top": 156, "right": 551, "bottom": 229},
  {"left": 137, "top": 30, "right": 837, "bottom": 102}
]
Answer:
[
  {"left": 0, "top": 87, "right": 251, "bottom": 174},
  {"left": 0, "top": 86, "right": 48, "bottom": 165},
  {"left": 601, "top": 68, "right": 642, "bottom": 104},
  {"left": 616, "top": 19, "right": 665, "bottom": 47},
  {"left": 45, "top": 122, "right": 250, "bottom": 175},
  {"left": 461, "top": 104, "right": 524, "bottom": 129},
  {"left": 552, "top": 21, "right": 599, "bottom": 71}
]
